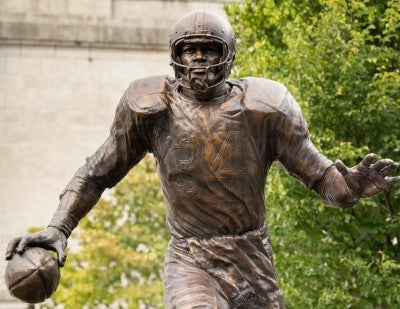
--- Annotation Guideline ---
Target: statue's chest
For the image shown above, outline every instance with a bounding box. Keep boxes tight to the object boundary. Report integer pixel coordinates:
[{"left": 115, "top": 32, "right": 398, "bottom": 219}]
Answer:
[{"left": 154, "top": 102, "right": 256, "bottom": 182}]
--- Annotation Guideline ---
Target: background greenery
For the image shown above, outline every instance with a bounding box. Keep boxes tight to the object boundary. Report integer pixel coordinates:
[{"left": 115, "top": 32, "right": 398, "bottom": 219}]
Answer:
[
  {"left": 226, "top": 0, "right": 399, "bottom": 307},
  {"left": 45, "top": 0, "right": 399, "bottom": 308}
]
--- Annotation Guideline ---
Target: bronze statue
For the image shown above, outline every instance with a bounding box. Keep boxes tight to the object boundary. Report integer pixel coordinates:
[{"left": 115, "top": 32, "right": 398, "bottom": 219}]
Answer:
[{"left": 6, "top": 10, "right": 400, "bottom": 308}]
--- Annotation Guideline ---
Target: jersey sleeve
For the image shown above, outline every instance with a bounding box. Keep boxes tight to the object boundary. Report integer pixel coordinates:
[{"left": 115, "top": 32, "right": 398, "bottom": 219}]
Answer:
[
  {"left": 48, "top": 86, "right": 152, "bottom": 237},
  {"left": 274, "top": 90, "right": 333, "bottom": 190},
  {"left": 274, "top": 90, "right": 360, "bottom": 207},
  {"left": 85, "top": 92, "right": 149, "bottom": 188}
]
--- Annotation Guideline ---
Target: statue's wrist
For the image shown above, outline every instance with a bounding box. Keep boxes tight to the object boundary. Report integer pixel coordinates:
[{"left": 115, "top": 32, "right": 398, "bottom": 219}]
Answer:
[{"left": 48, "top": 210, "right": 79, "bottom": 238}]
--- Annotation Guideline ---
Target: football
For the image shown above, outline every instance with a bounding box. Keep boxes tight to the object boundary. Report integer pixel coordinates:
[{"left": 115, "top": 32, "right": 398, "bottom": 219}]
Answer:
[{"left": 5, "top": 247, "right": 60, "bottom": 303}]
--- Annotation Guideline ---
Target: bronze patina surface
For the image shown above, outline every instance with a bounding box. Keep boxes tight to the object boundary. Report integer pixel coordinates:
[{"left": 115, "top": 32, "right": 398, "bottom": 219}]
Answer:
[{"left": 6, "top": 10, "right": 400, "bottom": 308}]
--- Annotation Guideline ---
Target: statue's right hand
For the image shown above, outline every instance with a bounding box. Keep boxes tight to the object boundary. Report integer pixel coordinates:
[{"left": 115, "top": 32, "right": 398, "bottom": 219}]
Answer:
[{"left": 5, "top": 227, "right": 68, "bottom": 267}]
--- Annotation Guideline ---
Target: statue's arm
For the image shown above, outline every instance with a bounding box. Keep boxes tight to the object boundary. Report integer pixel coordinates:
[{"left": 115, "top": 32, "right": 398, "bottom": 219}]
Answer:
[
  {"left": 48, "top": 97, "right": 147, "bottom": 238},
  {"left": 273, "top": 91, "right": 399, "bottom": 208},
  {"left": 277, "top": 134, "right": 361, "bottom": 208},
  {"left": 6, "top": 92, "right": 148, "bottom": 265}
]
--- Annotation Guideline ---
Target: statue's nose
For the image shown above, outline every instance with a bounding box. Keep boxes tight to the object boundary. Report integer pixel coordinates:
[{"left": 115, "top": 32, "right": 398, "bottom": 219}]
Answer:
[{"left": 195, "top": 49, "right": 205, "bottom": 60}]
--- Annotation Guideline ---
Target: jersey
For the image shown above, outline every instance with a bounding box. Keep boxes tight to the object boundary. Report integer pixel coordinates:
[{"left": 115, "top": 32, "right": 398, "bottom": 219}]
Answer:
[{"left": 58, "top": 75, "right": 332, "bottom": 240}]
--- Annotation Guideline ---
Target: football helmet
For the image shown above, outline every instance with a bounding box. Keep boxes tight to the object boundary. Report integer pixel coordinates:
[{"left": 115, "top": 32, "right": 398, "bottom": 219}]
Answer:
[{"left": 169, "top": 10, "right": 236, "bottom": 92}]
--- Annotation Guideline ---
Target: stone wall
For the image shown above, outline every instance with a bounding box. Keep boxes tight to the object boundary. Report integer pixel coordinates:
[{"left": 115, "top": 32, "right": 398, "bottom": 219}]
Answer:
[{"left": 0, "top": 0, "right": 229, "bottom": 306}]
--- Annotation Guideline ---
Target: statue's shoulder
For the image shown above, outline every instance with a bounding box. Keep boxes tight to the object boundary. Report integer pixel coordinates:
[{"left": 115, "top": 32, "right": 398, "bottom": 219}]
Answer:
[
  {"left": 124, "top": 75, "right": 174, "bottom": 114},
  {"left": 239, "top": 77, "right": 290, "bottom": 113}
]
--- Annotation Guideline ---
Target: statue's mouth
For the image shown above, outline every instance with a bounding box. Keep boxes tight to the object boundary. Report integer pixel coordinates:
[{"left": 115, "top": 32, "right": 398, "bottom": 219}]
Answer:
[{"left": 190, "top": 68, "right": 207, "bottom": 76}]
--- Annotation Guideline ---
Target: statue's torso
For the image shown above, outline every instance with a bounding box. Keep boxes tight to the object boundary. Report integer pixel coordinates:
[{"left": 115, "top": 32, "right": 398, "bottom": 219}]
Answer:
[{"left": 127, "top": 76, "right": 288, "bottom": 238}]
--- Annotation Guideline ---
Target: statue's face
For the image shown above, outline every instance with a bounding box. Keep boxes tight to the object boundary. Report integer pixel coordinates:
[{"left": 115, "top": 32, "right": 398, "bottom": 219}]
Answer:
[
  {"left": 179, "top": 41, "right": 222, "bottom": 87},
  {"left": 169, "top": 11, "right": 236, "bottom": 93}
]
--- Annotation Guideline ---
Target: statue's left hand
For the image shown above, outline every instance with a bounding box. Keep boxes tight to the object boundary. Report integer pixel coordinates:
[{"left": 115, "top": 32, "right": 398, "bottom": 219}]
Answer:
[{"left": 335, "top": 153, "right": 400, "bottom": 198}]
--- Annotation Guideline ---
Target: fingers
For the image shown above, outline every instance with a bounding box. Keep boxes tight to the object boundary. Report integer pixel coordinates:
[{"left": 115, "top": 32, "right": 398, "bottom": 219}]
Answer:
[
  {"left": 16, "top": 235, "right": 33, "bottom": 254},
  {"left": 54, "top": 242, "right": 67, "bottom": 267},
  {"left": 372, "top": 160, "right": 399, "bottom": 175},
  {"left": 386, "top": 176, "right": 400, "bottom": 186},
  {"left": 6, "top": 229, "right": 68, "bottom": 267},
  {"left": 5, "top": 237, "right": 21, "bottom": 260},
  {"left": 335, "top": 159, "right": 349, "bottom": 176},
  {"left": 360, "top": 153, "right": 378, "bottom": 167}
]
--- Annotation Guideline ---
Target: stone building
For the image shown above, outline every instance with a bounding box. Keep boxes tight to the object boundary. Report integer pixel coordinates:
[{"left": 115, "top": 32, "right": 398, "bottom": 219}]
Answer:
[{"left": 0, "top": 0, "right": 231, "bottom": 307}]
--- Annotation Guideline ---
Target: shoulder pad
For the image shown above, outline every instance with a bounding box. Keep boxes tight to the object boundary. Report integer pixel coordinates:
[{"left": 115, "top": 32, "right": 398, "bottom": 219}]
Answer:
[
  {"left": 125, "top": 75, "right": 171, "bottom": 114},
  {"left": 243, "top": 77, "right": 289, "bottom": 113}
]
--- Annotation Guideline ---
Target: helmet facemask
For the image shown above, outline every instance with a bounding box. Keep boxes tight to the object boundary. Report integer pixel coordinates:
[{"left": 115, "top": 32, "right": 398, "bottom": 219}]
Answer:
[{"left": 171, "top": 34, "right": 232, "bottom": 92}]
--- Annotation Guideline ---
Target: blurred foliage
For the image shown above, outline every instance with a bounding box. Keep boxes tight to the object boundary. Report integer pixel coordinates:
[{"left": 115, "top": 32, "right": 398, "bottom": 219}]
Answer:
[
  {"left": 47, "top": 155, "right": 168, "bottom": 308},
  {"left": 226, "top": 0, "right": 400, "bottom": 307}
]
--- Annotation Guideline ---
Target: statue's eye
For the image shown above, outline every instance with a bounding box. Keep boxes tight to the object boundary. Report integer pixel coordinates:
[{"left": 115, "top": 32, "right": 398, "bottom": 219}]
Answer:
[
  {"left": 182, "top": 46, "right": 196, "bottom": 54},
  {"left": 205, "top": 48, "right": 219, "bottom": 56}
]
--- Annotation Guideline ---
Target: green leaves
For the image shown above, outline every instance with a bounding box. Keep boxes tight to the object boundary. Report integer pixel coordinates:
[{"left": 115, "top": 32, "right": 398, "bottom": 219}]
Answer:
[{"left": 226, "top": 0, "right": 399, "bottom": 307}]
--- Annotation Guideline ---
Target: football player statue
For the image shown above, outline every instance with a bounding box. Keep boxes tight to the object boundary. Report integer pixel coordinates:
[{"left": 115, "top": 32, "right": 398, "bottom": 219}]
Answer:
[{"left": 6, "top": 10, "right": 400, "bottom": 308}]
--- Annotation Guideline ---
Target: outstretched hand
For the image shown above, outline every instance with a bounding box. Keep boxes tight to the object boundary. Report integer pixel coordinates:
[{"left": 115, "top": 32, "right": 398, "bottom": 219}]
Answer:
[
  {"left": 335, "top": 153, "right": 400, "bottom": 199},
  {"left": 5, "top": 227, "right": 68, "bottom": 267}
]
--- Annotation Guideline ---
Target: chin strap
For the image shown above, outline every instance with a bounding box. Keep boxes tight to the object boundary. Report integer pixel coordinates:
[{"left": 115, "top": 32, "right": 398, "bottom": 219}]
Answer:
[
  {"left": 176, "top": 63, "right": 227, "bottom": 93},
  {"left": 189, "top": 77, "right": 209, "bottom": 92}
]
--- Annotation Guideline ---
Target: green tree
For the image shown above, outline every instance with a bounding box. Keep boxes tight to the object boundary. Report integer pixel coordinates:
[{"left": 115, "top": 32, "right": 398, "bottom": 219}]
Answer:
[
  {"left": 226, "top": 0, "right": 399, "bottom": 307},
  {"left": 47, "top": 155, "right": 168, "bottom": 308}
]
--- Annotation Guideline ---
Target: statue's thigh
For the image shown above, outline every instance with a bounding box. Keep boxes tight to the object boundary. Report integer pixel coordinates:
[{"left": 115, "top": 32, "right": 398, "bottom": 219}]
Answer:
[{"left": 164, "top": 247, "right": 229, "bottom": 308}]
